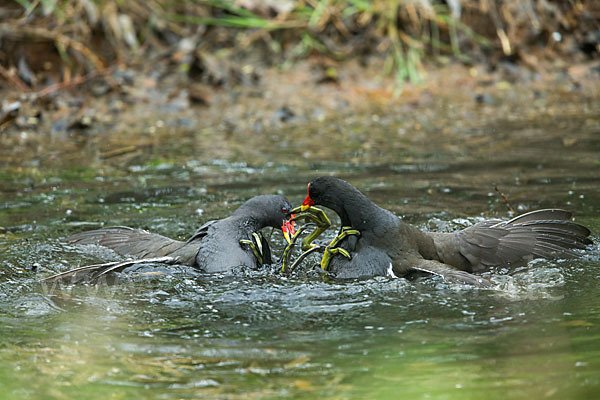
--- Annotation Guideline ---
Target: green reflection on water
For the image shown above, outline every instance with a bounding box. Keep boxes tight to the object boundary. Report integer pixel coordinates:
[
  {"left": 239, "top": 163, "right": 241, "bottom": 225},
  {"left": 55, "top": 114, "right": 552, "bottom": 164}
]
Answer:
[{"left": 1, "top": 94, "right": 599, "bottom": 399}]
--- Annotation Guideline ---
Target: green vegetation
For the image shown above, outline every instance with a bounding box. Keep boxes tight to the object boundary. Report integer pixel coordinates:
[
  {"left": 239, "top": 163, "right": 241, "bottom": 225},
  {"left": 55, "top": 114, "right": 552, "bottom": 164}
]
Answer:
[{"left": 1, "top": 0, "right": 597, "bottom": 91}]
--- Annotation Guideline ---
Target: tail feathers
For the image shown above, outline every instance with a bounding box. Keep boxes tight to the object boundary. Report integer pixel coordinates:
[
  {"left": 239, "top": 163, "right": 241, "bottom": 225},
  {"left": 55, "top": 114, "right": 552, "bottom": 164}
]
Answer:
[
  {"left": 521, "top": 219, "right": 591, "bottom": 238},
  {"left": 457, "top": 209, "right": 592, "bottom": 272},
  {"left": 501, "top": 209, "right": 573, "bottom": 225},
  {"left": 68, "top": 226, "right": 198, "bottom": 265}
]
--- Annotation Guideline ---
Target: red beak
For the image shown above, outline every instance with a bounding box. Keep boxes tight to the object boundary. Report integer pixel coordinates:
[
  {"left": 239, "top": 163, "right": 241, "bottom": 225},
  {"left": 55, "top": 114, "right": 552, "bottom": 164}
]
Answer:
[{"left": 301, "top": 183, "right": 315, "bottom": 211}]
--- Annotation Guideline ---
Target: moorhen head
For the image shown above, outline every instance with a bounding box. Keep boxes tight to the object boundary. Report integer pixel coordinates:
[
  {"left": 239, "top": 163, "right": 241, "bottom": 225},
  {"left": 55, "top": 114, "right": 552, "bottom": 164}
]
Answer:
[
  {"left": 301, "top": 176, "right": 384, "bottom": 231},
  {"left": 234, "top": 194, "right": 296, "bottom": 241}
]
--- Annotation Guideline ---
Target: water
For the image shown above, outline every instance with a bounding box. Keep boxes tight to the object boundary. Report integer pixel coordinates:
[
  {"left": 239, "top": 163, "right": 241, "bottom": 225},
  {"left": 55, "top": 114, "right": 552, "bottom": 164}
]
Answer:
[{"left": 1, "top": 91, "right": 599, "bottom": 399}]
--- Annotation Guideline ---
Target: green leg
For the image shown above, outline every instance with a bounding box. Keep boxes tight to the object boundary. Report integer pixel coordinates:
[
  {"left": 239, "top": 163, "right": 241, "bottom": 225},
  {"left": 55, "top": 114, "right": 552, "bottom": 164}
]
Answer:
[
  {"left": 287, "top": 245, "right": 322, "bottom": 273},
  {"left": 281, "top": 224, "right": 315, "bottom": 272},
  {"left": 320, "top": 227, "right": 361, "bottom": 271},
  {"left": 289, "top": 206, "right": 332, "bottom": 252},
  {"left": 240, "top": 232, "right": 265, "bottom": 265},
  {"left": 281, "top": 207, "right": 360, "bottom": 273}
]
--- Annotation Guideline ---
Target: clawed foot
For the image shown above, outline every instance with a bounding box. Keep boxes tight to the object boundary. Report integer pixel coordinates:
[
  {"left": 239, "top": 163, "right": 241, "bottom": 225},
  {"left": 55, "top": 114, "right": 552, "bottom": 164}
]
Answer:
[
  {"left": 285, "top": 243, "right": 322, "bottom": 273},
  {"left": 321, "top": 226, "right": 361, "bottom": 271},
  {"left": 280, "top": 206, "right": 332, "bottom": 272},
  {"left": 289, "top": 206, "right": 331, "bottom": 251},
  {"left": 281, "top": 223, "right": 319, "bottom": 272},
  {"left": 280, "top": 207, "right": 360, "bottom": 273},
  {"left": 240, "top": 232, "right": 269, "bottom": 266}
]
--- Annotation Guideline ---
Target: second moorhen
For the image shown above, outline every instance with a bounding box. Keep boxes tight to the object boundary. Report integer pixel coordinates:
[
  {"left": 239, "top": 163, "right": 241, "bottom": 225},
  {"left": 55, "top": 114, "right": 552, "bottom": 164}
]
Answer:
[
  {"left": 297, "top": 176, "right": 592, "bottom": 286},
  {"left": 68, "top": 194, "right": 295, "bottom": 273}
]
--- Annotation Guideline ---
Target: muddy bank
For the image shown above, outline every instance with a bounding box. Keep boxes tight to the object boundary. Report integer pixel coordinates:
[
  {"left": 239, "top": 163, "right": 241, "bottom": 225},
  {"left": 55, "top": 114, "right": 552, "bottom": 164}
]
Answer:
[
  {"left": 1, "top": 1, "right": 600, "bottom": 158},
  {"left": 1, "top": 56, "right": 600, "bottom": 171}
]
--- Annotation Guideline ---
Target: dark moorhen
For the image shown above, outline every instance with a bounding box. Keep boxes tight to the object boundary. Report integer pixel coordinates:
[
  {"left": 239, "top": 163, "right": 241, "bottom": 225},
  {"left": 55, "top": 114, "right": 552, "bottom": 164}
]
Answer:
[
  {"left": 68, "top": 194, "right": 295, "bottom": 273},
  {"left": 297, "top": 176, "right": 592, "bottom": 286}
]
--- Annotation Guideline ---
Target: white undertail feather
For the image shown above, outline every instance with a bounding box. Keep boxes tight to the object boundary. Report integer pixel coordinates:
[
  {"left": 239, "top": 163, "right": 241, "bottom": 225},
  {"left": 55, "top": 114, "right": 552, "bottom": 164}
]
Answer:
[{"left": 386, "top": 262, "right": 397, "bottom": 278}]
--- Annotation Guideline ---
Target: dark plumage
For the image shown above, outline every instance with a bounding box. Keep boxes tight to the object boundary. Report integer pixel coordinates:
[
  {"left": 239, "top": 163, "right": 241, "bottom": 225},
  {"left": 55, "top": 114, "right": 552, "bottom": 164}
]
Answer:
[
  {"left": 302, "top": 176, "right": 592, "bottom": 286},
  {"left": 68, "top": 195, "right": 294, "bottom": 273}
]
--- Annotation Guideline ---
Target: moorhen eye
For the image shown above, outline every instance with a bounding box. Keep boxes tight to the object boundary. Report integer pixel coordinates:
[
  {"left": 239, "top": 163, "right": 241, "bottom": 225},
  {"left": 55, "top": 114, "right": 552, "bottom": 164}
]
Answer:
[{"left": 281, "top": 207, "right": 289, "bottom": 214}]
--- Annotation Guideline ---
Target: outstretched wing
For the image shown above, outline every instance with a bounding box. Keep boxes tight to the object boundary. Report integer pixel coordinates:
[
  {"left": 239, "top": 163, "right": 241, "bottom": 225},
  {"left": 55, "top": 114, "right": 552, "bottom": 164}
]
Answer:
[
  {"left": 68, "top": 226, "right": 198, "bottom": 265},
  {"left": 41, "top": 256, "right": 178, "bottom": 285},
  {"left": 411, "top": 259, "right": 493, "bottom": 288},
  {"left": 457, "top": 209, "right": 592, "bottom": 272}
]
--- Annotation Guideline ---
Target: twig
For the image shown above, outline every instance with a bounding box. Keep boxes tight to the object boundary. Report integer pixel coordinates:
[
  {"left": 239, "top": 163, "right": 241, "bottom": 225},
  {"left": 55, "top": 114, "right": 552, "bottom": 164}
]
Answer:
[
  {"left": 20, "top": 0, "right": 40, "bottom": 21},
  {"left": 494, "top": 184, "right": 514, "bottom": 212},
  {"left": 0, "top": 64, "right": 29, "bottom": 91},
  {"left": 33, "top": 66, "right": 116, "bottom": 98},
  {"left": 100, "top": 145, "right": 138, "bottom": 159}
]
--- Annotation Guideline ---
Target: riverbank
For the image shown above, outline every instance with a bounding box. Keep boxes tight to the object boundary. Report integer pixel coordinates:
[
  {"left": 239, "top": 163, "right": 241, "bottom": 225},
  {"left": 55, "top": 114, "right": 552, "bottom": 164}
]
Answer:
[
  {"left": 2, "top": 1, "right": 599, "bottom": 151},
  {"left": 1, "top": 55, "right": 599, "bottom": 170}
]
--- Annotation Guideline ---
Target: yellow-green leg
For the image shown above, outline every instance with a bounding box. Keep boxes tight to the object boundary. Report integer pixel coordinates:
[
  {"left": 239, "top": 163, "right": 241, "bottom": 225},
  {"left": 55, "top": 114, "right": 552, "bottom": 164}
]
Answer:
[
  {"left": 281, "top": 207, "right": 331, "bottom": 272},
  {"left": 288, "top": 206, "right": 332, "bottom": 252},
  {"left": 240, "top": 232, "right": 266, "bottom": 265},
  {"left": 281, "top": 224, "right": 315, "bottom": 272},
  {"left": 280, "top": 207, "right": 360, "bottom": 273},
  {"left": 320, "top": 227, "right": 361, "bottom": 271}
]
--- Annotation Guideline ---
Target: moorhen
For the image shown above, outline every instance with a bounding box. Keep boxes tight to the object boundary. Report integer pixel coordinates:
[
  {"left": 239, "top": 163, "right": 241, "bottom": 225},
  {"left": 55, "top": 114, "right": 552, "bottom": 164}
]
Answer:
[
  {"left": 68, "top": 194, "right": 295, "bottom": 273},
  {"left": 295, "top": 176, "right": 592, "bottom": 286}
]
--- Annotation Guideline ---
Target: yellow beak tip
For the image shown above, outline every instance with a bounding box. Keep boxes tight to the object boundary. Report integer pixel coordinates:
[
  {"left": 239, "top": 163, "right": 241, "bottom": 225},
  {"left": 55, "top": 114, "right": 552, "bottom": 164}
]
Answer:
[{"left": 300, "top": 205, "right": 310, "bottom": 211}]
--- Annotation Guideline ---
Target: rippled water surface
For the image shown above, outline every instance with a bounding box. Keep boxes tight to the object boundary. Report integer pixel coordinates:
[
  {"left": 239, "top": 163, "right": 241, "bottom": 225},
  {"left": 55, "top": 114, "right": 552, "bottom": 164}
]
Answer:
[{"left": 1, "top": 92, "right": 600, "bottom": 399}]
